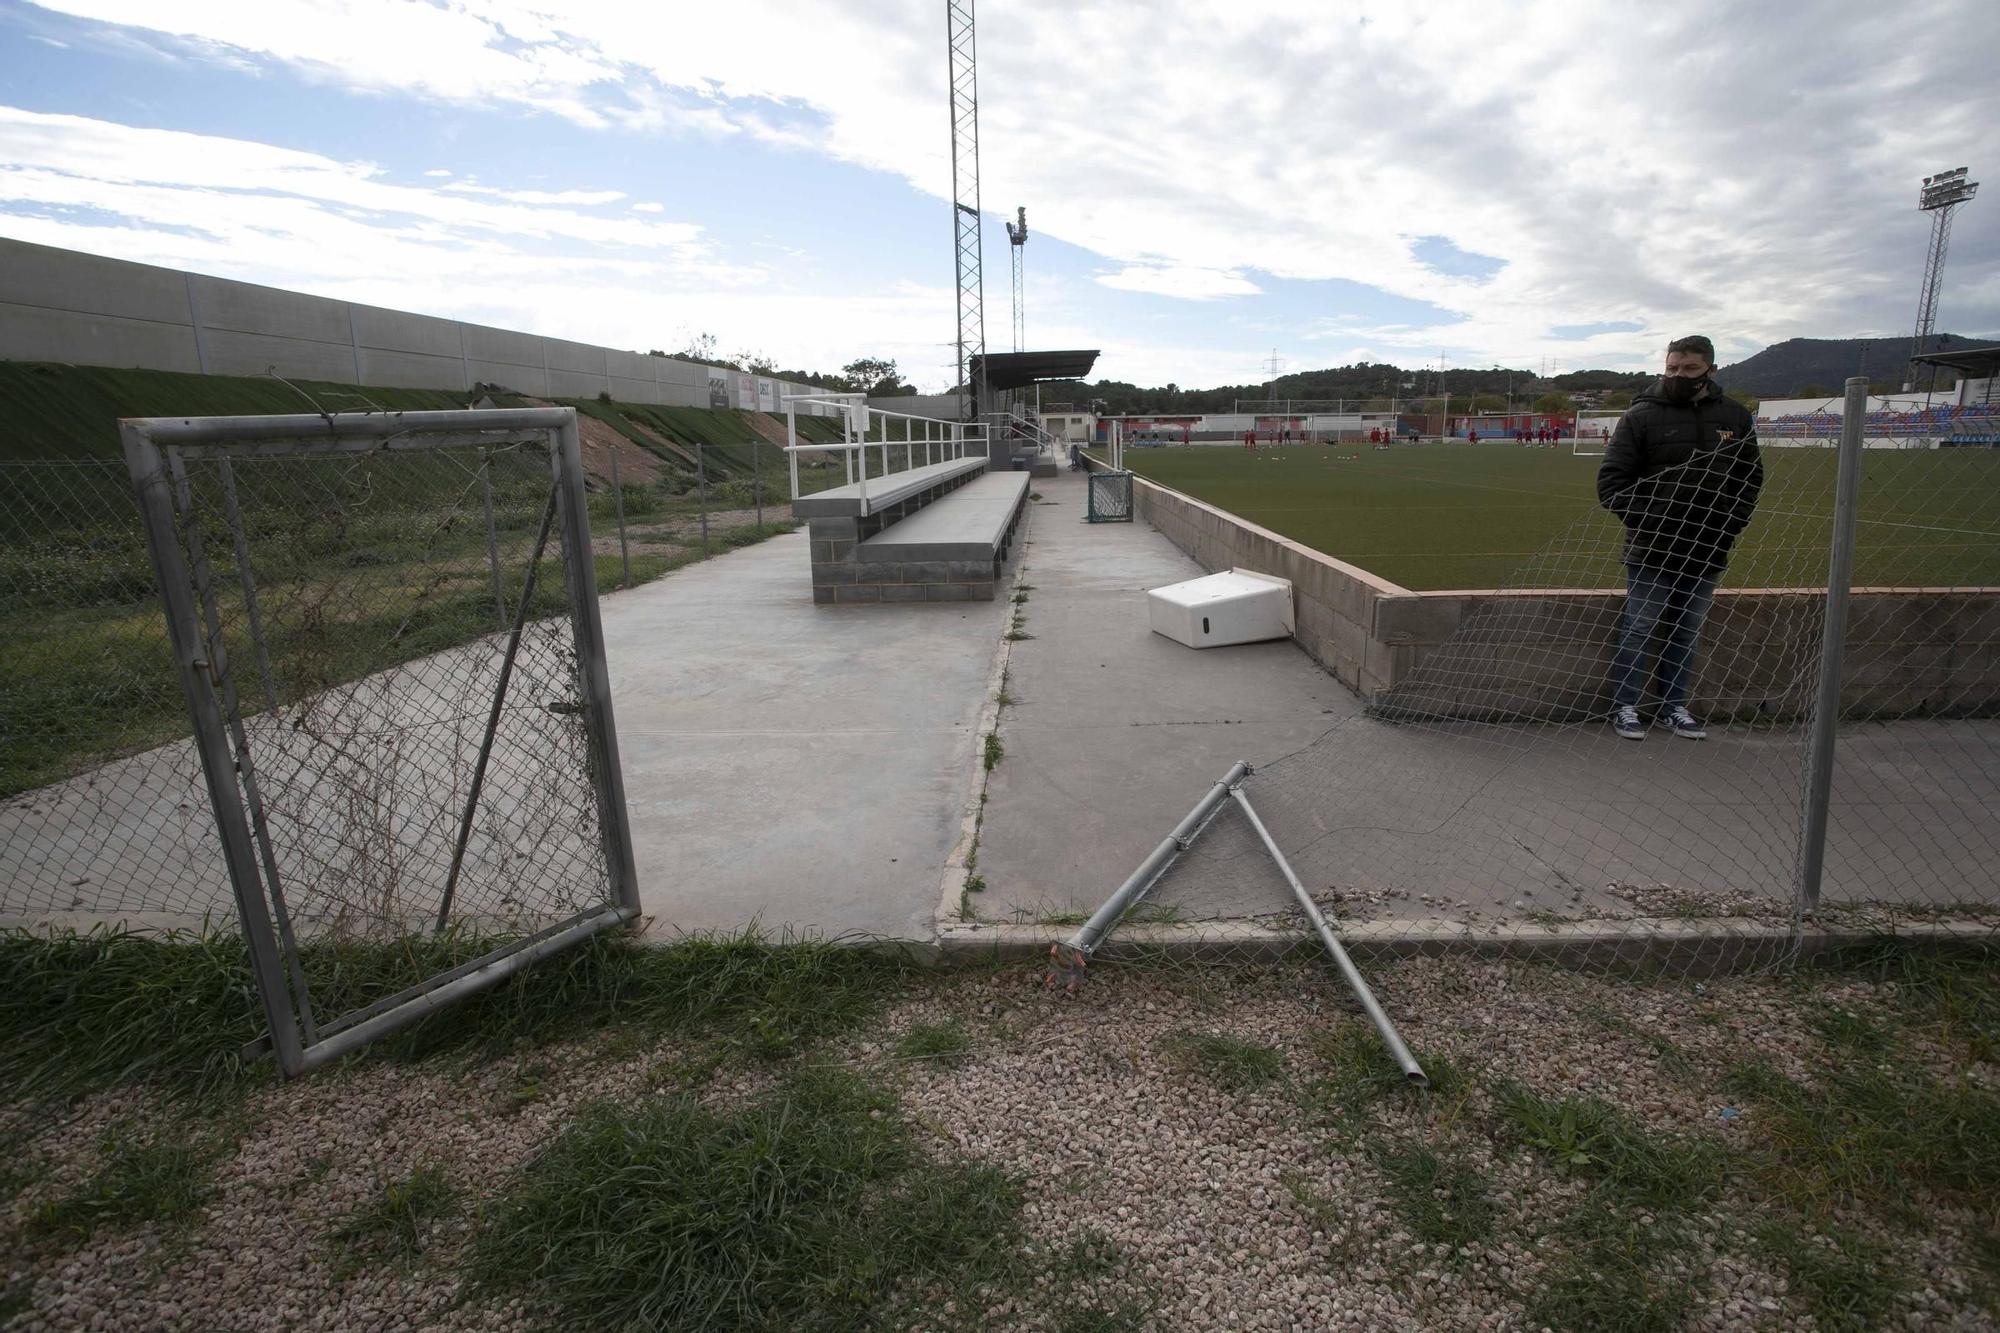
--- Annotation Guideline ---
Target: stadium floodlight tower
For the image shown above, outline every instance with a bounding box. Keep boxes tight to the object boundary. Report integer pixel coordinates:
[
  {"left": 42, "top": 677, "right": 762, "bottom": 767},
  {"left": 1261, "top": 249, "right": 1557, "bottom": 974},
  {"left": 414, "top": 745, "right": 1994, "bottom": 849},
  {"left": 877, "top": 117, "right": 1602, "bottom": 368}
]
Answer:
[
  {"left": 1006, "top": 206, "right": 1027, "bottom": 354},
  {"left": 1906, "top": 166, "right": 1978, "bottom": 390},
  {"left": 946, "top": 0, "right": 988, "bottom": 421}
]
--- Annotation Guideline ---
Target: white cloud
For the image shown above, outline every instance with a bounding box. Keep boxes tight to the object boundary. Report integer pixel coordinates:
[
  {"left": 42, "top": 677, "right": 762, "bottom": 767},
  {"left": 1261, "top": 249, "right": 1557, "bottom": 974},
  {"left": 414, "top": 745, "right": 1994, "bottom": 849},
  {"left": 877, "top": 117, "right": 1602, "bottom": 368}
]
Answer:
[
  {"left": 631, "top": 201, "right": 664, "bottom": 213},
  {"left": 441, "top": 183, "right": 626, "bottom": 206},
  {"left": 10, "top": 0, "right": 1999, "bottom": 383},
  {"left": 1095, "top": 264, "right": 1261, "bottom": 301}
]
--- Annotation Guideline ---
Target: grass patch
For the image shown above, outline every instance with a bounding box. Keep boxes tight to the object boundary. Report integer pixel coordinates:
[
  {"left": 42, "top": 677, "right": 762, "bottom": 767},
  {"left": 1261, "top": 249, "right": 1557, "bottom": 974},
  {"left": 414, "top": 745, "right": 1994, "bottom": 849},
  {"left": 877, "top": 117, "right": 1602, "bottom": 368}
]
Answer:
[
  {"left": 1159, "top": 1029, "right": 1286, "bottom": 1090},
  {"left": 1580, "top": 1004, "right": 1696, "bottom": 1080},
  {"left": 1370, "top": 1143, "right": 1495, "bottom": 1252},
  {"left": 329, "top": 1165, "right": 460, "bottom": 1273},
  {"left": 1494, "top": 1084, "right": 1723, "bottom": 1211},
  {"left": 1807, "top": 939, "right": 1999, "bottom": 1066},
  {"left": 26, "top": 1125, "right": 214, "bottom": 1244},
  {"left": 1522, "top": 1190, "right": 1703, "bottom": 1333},
  {"left": 466, "top": 1067, "right": 1018, "bottom": 1330},
  {"left": 983, "top": 731, "right": 1004, "bottom": 771},
  {"left": 0, "top": 926, "right": 919, "bottom": 1100},
  {"left": 1300, "top": 1025, "right": 1464, "bottom": 1129},
  {"left": 1721, "top": 1051, "right": 2000, "bottom": 1212},
  {"left": 896, "top": 1021, "right": 972, "bottom": 1067},
  {"left": 1750, "top": 1218, "right": 1907, "bottom": 1332}
]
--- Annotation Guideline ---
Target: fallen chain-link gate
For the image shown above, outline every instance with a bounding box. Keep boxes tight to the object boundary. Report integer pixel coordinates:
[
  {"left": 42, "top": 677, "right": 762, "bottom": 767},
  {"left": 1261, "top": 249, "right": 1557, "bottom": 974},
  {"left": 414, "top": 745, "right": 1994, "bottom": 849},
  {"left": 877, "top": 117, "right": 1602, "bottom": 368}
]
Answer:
[{"left": 124, "top": 407, "right": 639, "bottom": 1076}]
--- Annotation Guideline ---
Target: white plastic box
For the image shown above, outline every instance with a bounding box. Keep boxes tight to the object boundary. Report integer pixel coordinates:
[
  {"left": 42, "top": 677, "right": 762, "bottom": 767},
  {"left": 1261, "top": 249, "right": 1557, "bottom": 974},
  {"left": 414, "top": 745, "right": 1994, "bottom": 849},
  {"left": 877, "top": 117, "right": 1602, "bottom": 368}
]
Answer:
[{"left": 1147, "top": 568, "right": 1295, "bottom": 648}]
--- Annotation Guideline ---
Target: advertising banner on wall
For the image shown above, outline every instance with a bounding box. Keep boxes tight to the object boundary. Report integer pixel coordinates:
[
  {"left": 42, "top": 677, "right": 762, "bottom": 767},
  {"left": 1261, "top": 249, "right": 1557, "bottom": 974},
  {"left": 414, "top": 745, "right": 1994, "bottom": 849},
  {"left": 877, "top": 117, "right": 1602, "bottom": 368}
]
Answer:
[
  {"left": 757, "top": 377, "right": 777, "bottom": 412},
  {"left": 707, "top": 373, "right": 730, "bottom": 410}
]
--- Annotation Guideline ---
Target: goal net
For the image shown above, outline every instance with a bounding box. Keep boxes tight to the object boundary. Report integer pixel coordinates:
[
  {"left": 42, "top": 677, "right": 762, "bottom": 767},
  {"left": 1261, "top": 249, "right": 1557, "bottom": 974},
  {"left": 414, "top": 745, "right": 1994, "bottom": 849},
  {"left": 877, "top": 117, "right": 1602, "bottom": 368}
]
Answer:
[{"left": 1572, "top": 412, "right": 1622, "bottom": 456}]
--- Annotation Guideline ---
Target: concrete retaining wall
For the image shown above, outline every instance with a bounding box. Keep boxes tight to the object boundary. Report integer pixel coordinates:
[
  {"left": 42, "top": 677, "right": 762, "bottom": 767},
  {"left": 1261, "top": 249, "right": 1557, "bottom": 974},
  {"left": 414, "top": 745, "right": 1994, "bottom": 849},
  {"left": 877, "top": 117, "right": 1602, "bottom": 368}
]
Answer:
[
  {"left": 0, "top": 237, "right": 838, "bottom": 414},
  {"left": 1092, "top": 459, "right": 2000, "bottom": 718}
]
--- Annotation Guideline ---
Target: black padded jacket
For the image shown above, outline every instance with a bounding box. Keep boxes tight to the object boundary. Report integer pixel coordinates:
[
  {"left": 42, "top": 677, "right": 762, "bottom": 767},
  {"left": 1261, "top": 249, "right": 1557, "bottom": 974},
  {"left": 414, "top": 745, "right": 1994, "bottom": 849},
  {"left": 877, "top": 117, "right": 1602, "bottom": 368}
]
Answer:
[{"left": 1596, "top": 379, "right": 1763, "bottom": 576}]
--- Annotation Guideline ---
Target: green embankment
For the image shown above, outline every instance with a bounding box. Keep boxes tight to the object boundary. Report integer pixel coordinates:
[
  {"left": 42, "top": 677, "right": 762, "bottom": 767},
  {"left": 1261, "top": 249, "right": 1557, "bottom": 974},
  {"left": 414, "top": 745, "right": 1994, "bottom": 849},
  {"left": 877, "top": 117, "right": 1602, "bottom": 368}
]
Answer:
[
  {"left": 0, "top": 361, "right": 832, "bottom": 796},
  {"left": 0, "top": 361, "right": 845, "bottom": 475}
]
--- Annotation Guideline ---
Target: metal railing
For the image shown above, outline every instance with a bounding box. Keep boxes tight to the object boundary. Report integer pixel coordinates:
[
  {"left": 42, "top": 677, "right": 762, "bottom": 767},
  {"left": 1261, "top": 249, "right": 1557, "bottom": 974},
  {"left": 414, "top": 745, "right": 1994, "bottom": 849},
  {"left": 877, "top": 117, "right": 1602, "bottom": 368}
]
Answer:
[
  {"left": 781, "top": 393, "right": 987, "bottom": 515},
  {"left": 1005, "top": 410, "right": 1063, "bottom": 457}
]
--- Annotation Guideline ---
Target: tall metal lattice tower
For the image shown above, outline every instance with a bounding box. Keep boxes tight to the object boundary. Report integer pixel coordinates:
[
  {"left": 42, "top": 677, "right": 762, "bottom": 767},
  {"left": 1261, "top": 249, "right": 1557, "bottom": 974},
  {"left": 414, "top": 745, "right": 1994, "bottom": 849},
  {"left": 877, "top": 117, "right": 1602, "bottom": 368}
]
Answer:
[
  {"left": 1006, "top": 206, "right": 1027, "bottom": 353},
  {"left": 1908, "top": 166, "right": 1978, "bottom": 388},
  {"left": 947, "top": 0, "right": 987, "bottom": 419}
]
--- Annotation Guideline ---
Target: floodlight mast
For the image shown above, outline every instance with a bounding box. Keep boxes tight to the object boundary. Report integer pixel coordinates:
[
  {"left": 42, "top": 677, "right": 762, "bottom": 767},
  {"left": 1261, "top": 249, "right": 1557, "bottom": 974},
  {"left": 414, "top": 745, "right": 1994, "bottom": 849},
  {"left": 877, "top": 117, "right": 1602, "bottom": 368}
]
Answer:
[
  {"left": 1006, "top": 206, "right": 1027, "bottom": 354},
  {"left": 1907, "top": 166, "right": 1978, "bottom": 390},
  {"left": 947, "top": 0, "right": 988, "bottom": 421}
]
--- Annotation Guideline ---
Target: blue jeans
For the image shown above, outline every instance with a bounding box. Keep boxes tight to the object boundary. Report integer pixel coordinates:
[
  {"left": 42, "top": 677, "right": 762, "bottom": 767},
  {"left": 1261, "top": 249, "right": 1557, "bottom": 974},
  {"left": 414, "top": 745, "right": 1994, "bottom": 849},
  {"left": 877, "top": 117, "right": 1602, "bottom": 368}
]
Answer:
[{"left": 1612, "top": 564, "right": 1717, "bottom": 710}]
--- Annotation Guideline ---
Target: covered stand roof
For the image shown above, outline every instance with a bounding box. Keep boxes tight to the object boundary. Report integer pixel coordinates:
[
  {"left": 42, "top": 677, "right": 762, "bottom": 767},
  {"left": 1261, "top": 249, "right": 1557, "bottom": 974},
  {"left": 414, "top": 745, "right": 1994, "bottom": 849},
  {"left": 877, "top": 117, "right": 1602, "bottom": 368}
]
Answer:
[
  {"left": 1910, "top": 344, "right": 2000, "bottom": 377},
  {"left": 968, "top": 349, "right": 1100, "bottom": 392}
]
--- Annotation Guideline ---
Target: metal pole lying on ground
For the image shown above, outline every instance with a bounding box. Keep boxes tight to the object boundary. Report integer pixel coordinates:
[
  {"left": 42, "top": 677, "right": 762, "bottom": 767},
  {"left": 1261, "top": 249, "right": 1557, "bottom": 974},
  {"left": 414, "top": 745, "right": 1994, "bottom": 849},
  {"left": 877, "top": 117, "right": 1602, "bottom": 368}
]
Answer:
[
  {"left": 1796, "top": 375, "right": 1868, "bottom": 914},
  {"left": 1049, "top": 761, "right": 1249, "bottom": 983},
  {"left": 1230, "top": 785, "right": 1427, "bottom": 1086}
]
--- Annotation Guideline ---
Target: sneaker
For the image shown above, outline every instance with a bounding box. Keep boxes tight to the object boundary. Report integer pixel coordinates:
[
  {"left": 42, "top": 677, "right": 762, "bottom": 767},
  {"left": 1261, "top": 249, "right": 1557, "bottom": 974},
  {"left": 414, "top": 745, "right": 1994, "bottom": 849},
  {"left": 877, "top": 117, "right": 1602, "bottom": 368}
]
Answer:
[
  {"left": 1611, "top": 705, "right": 1645, "bottom": 740},
  {"left": 1661, "top": 706, "right": 1707, "bottom": 740}
]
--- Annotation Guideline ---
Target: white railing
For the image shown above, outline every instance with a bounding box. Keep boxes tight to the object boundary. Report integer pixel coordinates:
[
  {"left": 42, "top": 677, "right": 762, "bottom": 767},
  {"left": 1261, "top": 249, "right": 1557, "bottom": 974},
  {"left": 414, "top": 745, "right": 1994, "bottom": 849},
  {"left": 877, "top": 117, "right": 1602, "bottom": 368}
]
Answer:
[
  {"left": 782, "top": 393, "right": 988, "bottom": 514},
  {"left": 1004, "top": 410, "right": 1064, "bottom": 456}
]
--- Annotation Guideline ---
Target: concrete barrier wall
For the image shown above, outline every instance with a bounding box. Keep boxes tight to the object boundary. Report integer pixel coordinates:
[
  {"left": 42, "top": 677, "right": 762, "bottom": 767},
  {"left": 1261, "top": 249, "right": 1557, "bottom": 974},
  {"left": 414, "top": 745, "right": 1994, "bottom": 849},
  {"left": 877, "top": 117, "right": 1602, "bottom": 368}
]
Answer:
[
  {"left": 868, "top": 392, "right": 963, "bottom": 421},
  {"left": 1090, "top": 458, "right": 2000, "bottom": 718},
  {"left": 0, "top": 237, "right": 837, "bottom": 414}
]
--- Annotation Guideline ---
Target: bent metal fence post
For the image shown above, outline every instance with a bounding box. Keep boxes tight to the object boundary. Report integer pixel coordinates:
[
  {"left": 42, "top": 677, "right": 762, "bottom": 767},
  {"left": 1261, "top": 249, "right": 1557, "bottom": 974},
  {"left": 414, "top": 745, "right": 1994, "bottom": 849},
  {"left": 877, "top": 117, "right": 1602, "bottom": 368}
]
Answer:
[{"left": 122, "top": 406, "right": 641, "bottom": 1077}]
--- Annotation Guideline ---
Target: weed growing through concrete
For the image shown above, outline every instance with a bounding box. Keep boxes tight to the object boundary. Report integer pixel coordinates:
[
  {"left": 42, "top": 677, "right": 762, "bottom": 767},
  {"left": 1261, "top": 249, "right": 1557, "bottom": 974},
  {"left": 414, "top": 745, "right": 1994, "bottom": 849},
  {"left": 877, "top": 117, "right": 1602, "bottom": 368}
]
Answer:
[{"left": 983, "top": 732, "right": 1004, "bottom": 771}]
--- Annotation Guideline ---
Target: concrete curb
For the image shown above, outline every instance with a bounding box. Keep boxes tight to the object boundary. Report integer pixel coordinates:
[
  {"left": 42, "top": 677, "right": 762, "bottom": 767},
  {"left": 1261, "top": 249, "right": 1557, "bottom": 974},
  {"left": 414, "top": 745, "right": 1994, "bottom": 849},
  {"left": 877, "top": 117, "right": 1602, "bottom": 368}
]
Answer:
[
  {"left": 933, "top": 490, "right": 1039, "bottom": 930},
  {"left": 933, "top": 914, "right": 1995, "bottom": 976}
]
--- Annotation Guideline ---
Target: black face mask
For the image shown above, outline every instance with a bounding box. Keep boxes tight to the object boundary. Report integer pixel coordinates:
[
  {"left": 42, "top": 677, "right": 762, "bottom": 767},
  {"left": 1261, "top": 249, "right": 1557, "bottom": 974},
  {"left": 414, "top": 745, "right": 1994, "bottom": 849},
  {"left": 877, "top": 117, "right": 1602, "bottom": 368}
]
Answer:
[{"left": 1661, "top": 375, "right": 1706, "bottom": 405}]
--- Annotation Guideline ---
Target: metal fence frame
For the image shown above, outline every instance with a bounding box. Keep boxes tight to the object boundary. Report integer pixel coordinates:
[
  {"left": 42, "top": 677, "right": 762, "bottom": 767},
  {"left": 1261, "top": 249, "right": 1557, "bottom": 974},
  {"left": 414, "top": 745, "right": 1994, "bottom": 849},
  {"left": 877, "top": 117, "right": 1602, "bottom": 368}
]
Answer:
[{"left": 123, "top": 407, "right": 640, "bottom": 1076}]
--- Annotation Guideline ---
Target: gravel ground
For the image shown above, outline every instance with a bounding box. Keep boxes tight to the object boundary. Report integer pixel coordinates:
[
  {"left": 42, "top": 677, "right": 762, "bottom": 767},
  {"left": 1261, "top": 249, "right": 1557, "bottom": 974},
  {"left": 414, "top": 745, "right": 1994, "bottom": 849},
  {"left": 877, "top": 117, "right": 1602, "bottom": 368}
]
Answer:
[{"left": 3, "top": 955, "right": 1994, "bottom": 1331}]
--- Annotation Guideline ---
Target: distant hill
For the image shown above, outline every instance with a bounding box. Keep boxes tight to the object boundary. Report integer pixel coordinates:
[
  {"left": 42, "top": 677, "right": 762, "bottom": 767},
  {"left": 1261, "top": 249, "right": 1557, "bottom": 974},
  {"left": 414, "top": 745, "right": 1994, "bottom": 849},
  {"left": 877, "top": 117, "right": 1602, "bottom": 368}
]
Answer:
[{"left": 1717, "top": 335, "right": 1999, "bottom": 397}]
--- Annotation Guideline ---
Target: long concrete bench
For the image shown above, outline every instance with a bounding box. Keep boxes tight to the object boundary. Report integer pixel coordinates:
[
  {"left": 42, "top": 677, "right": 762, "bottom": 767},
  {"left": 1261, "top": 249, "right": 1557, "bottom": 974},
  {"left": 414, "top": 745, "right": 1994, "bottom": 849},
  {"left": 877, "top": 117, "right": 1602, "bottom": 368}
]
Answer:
[
  {"left": 808, "top": 470, "right": 1031, "bottom": 604},
  {"left": 792, "top": 456, "right": 988, "bottom": 519}
]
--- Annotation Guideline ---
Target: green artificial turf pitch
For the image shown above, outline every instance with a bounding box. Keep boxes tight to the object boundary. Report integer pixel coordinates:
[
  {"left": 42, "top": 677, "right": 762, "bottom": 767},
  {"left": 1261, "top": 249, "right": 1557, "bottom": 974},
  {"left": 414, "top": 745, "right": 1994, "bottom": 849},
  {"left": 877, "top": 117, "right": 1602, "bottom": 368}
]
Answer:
[{"left": 1114, "top": 442, "right": 2000, "bottom": 592}]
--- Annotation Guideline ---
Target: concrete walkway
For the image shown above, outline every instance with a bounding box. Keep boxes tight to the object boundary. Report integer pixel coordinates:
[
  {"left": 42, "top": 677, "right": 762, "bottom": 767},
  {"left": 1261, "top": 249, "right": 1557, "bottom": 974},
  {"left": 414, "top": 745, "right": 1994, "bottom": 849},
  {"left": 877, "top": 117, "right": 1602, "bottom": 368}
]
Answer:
[
  {"left": 972, "top": 468, "right": 1355, "bottom": 924},
  {"left": 605, "top": 529, "right": 1005, "bottom": 940},
  {"left": 1, "top": 528, "right": 1008, "bottom": 943},
  {"left": 966, "top": 468, "right": 2000, "bottom": 939}
]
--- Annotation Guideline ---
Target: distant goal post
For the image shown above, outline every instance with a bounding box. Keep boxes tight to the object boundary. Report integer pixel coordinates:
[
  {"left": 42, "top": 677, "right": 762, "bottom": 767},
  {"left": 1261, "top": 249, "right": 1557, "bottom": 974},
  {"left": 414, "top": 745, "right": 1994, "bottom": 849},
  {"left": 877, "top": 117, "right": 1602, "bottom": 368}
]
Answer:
[{"left": 1572, "top": 412, "right": 1623, "bottom": 456}]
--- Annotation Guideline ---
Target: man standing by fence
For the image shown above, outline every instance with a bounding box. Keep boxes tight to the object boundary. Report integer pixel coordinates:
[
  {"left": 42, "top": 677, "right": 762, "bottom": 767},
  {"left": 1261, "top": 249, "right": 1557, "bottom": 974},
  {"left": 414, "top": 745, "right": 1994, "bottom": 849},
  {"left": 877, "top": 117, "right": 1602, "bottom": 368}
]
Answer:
[{"left": 1597, "top": 335, "right": 1763, "bottom": 741}]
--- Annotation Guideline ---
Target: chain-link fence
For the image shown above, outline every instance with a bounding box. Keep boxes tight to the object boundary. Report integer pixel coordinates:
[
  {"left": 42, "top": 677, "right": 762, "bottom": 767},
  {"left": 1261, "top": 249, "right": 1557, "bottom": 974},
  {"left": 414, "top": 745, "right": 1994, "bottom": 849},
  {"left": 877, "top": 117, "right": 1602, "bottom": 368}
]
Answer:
[
  {"left": 1, "top": 423, "right": 818, "bottom": 921},
  {"left": 0, "top": 458, "right": 222, "bottom": 924},
  {"left": 1053, "top": 380, "right": 2000, "bottom": 1001},
  {"left": 114, "top": 408, "right": 639, "bottom": 1074}
]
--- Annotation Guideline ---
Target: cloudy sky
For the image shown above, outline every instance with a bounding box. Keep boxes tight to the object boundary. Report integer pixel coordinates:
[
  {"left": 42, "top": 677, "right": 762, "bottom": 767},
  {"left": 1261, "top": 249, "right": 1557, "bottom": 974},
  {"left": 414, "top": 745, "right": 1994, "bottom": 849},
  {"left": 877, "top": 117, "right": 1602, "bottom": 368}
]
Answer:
[{"left": 0, "top": 0, "right": 1994, "bottom": 391}]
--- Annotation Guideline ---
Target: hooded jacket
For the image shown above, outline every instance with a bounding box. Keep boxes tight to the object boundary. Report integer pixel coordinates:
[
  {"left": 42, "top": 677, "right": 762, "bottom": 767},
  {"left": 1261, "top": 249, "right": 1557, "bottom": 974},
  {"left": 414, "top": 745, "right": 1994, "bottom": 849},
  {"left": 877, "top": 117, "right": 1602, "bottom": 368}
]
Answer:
[{"left": 1596, "top": 378, "right": 1763, "bottom": 576}]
